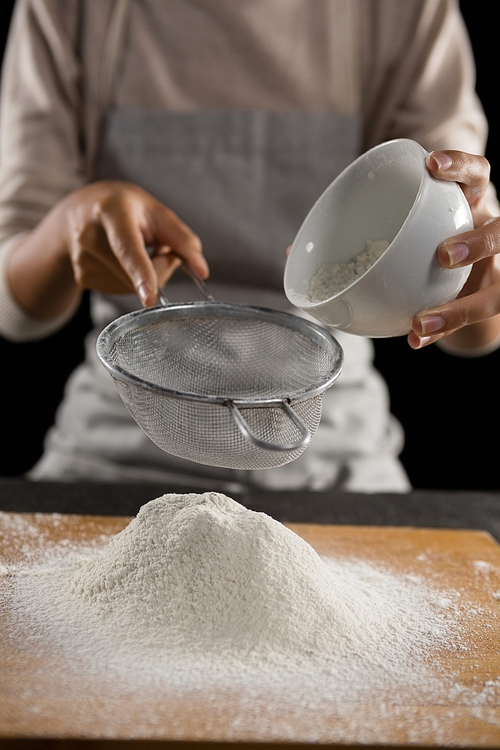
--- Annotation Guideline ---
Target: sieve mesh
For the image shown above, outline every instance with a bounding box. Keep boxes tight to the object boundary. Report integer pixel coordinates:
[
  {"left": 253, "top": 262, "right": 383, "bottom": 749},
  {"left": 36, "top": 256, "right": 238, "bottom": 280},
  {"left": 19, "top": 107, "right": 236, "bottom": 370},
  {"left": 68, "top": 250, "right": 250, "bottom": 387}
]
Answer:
[{"left": 97, "top": 302, "right": 343, "bottom": 470}]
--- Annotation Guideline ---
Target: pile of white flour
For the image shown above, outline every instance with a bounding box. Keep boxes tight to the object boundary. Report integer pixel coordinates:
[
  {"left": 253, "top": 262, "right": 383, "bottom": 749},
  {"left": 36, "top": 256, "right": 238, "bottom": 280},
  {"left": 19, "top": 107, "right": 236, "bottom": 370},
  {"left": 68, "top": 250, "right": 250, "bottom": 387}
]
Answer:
[
  {"left": 308, "top": 238, "right": 389, "bottom": 301},
  {"left": 12, "top": 492, "right": 458, "bottom": 697}
]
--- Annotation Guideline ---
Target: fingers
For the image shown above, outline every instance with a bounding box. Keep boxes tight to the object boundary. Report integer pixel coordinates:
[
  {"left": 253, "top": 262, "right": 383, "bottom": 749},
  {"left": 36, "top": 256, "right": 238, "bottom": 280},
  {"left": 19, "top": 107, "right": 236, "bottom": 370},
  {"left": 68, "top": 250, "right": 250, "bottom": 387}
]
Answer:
[
  {"left": 98, "top": 199, "right": 158, "bottom": 306},
  {"left": 426, "top": 150, "right": 498, "bottom": 279},
  {"left": 149, "top": 204, "right": 208, "bottom": 281},
  {"left": 408, "top": 150, "right": 500, "bottom": 350},
  {"left": 92, "top": 183, "right": 207, "bottom": 307},
  {"left": 151, "top": 251, "right": 183, "bottom": 288},
  {"left": 72, "top": 220, "right": 136, "bottom": 292},
  {"left": 426, "top": 149, "right": 490, "bottom": 211},
  {"left": 409, "top": 274, "right": 500, "bottom": 350},
  {"left": 436, "top": 216, "right": 500, "bottom": 271}
]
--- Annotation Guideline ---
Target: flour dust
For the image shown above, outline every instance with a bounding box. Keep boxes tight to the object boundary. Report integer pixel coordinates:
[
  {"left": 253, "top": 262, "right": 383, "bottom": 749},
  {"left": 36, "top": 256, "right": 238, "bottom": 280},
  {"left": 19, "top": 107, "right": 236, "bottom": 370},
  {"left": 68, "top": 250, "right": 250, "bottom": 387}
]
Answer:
[{"left": 2, "top": 492, "right": 499, "bottom": 741}]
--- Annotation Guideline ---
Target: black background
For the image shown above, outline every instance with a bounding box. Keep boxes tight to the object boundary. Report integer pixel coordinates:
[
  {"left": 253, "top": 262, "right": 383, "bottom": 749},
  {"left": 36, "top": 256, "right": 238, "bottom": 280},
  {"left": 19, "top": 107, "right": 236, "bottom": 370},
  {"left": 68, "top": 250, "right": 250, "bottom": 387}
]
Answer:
[{"left": 0, "top": 2, "right": 497, "bottom": 490}]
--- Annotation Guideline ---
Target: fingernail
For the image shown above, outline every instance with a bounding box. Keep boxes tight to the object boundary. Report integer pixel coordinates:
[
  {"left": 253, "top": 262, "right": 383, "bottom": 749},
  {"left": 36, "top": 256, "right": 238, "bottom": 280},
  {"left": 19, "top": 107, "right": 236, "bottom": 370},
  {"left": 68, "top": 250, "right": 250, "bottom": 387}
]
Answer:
[
  {"left": 198, "top": 256, "right": 210, "bottom": 278},
  {"left": 416, "top": 335, "right": 432, "bottom": 348},
  {"left": 420, "top": 315, "right": 445, "bottom": 335},
  {"left": 138, "top": 281, "right": 153, "bottom": 306},
  {"left": 429, "top": 151, "right": 453, "bottom": 171},
  {"left": 446, "top": 242, "right": 469, "bottom": 266}
]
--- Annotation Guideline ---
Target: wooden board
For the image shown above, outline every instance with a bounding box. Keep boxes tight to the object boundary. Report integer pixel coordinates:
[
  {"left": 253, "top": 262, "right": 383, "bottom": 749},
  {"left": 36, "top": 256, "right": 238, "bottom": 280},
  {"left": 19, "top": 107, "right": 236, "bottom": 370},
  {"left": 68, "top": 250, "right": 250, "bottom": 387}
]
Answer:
[{"left": 1, "top": 511, "right": 500, "bottom": 748}]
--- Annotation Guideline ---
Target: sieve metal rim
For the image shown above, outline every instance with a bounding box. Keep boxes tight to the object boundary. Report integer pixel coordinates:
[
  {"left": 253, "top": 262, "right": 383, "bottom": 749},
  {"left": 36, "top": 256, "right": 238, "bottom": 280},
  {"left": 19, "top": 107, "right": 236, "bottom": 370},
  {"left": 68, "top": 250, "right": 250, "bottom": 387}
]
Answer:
[{"left": 96, "top": 301, "right": 343, "bottom": 407}]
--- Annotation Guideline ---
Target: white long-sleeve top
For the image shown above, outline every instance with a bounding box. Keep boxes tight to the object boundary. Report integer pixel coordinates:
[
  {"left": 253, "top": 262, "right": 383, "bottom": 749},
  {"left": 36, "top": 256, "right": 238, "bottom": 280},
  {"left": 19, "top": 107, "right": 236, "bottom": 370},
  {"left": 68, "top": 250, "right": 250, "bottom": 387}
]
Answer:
[{"left": 0, "top": 0, "right": 491, "bottom": 341}]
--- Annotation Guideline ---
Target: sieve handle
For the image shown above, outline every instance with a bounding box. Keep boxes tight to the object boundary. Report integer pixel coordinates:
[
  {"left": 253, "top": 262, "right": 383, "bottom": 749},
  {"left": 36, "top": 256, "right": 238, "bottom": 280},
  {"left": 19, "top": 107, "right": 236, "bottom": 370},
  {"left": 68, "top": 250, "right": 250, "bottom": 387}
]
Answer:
[
  {"left": 226, "top": 400, "right": 311, "bottom": 452},
  {"left": 157, "top": 256, "right": 214, "bottom": 305}
]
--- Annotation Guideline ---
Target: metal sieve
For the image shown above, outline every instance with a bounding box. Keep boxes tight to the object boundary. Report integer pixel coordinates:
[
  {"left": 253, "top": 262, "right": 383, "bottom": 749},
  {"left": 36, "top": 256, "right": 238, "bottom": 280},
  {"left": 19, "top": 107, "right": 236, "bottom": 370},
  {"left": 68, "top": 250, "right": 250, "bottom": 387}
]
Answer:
[{"left": 96, "top": 294, "right": 343, "bottom": 471}]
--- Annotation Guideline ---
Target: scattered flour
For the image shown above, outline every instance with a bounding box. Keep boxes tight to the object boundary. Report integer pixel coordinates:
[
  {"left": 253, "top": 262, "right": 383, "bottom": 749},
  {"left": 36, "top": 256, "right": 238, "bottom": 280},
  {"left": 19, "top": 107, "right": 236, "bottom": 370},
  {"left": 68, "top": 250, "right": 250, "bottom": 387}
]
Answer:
[
  {"left": 4, "top": 493, "right": 500, "bottom": 741},
  {"left": 12, "top": 493, "right": 455, "bottom": 687},
  {"left": 308, "top": 238, "right": 389, "bottom": 301}
]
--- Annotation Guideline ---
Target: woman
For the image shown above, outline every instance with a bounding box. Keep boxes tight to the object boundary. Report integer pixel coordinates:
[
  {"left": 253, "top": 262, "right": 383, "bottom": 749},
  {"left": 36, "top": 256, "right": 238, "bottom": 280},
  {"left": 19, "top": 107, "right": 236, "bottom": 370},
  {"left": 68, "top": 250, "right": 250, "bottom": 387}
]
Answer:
[{"left": 0, "top": 0, "right": 498, "bottom": 491}]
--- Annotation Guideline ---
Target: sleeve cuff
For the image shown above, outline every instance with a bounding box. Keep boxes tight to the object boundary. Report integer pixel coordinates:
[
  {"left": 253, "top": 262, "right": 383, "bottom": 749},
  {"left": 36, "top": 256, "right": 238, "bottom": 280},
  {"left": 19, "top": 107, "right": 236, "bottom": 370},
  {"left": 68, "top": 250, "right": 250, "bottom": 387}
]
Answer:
[
  {"left": 0, "top": 234, "right": 81, "bottom": 342},
  {"left": 436, "top": 331, "right": 500, "bottom": 358}
]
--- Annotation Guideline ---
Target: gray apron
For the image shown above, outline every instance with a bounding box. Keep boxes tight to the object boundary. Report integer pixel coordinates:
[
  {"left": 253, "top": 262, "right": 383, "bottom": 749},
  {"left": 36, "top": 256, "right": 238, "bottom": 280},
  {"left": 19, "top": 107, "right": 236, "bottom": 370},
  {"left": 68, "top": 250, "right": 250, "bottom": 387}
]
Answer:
[{"left": 30, "top": 109, "right": 409, "bottom": 492}]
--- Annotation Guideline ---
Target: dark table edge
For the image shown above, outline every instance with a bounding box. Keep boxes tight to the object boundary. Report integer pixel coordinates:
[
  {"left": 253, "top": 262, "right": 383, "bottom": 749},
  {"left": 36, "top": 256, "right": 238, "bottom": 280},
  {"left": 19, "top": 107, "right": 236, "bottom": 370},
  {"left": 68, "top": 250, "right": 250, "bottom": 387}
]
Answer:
[{"left": 1, "top": 477, "right": 499, "bottom": 541}]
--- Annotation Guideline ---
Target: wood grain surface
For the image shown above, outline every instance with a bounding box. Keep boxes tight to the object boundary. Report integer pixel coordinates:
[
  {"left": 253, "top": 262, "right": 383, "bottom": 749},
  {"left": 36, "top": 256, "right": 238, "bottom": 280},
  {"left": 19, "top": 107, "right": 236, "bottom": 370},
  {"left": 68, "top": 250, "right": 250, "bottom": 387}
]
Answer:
[{"left": 1, "top": 512, "right": 500, "bottom": 748}]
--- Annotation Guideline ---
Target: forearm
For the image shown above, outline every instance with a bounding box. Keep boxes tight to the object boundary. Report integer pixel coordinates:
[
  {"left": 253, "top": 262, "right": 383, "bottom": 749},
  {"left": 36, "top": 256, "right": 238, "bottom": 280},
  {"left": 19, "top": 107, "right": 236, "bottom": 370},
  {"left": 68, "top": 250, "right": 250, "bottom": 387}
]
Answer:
[{"left": 7, "top": 203, "right": 81, "bottom": 321}]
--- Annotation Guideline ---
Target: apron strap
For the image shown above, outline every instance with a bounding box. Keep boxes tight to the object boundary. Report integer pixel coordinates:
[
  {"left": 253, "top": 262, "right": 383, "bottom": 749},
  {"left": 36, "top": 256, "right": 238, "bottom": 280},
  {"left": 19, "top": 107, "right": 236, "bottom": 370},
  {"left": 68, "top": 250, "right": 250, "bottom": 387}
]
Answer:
[
  {"left": 86, "top": 0, "right": 130, "bottom": 176},
  {"left": 98, "top": 0, "right": 130, "bottom": 113}
]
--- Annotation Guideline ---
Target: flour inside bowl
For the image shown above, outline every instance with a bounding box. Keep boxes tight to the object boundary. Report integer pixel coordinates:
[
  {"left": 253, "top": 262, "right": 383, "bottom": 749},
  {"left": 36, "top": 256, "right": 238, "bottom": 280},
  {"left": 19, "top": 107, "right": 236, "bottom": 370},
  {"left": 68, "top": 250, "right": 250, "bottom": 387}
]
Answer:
[{"left": 309, "top": 238, "right": 389, "bottom": 301}]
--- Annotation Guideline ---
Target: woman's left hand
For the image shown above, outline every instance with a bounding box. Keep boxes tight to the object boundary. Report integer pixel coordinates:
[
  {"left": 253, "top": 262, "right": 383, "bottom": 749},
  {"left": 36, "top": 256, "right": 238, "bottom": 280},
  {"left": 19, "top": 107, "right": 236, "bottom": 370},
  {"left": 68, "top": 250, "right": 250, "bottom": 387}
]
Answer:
[{"left": 408, "top": 150, "right": 500, "bottom": 352}]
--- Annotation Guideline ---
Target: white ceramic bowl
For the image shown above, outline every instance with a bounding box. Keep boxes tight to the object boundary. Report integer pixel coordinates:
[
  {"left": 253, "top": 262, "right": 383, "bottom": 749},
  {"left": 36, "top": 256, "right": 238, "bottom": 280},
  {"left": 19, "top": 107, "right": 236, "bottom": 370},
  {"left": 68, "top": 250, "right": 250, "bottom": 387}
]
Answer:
[{"left": 284, "top": 138, "right": 473, "bottom": 337}]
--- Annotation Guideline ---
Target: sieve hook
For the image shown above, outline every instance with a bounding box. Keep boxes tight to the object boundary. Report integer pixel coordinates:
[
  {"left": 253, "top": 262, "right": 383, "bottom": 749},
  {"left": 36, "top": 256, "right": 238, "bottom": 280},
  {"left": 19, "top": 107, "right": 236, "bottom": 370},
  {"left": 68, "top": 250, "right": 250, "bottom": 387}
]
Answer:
[{"left": 226, "top": 399, "right": 311, "bottom": 452}]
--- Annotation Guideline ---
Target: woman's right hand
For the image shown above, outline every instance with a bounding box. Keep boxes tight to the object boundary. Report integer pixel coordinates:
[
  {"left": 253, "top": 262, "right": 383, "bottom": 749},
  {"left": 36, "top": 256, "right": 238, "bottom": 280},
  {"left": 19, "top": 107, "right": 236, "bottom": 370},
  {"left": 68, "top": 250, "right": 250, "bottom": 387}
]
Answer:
[{"left": 8, "top": 180, "right": 208, "bottom": 318}]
